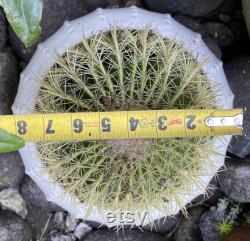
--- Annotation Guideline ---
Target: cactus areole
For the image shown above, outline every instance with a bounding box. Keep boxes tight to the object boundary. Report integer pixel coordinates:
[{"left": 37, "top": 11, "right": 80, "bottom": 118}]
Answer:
[{"left": 12, "top": 7, "right": 234, "bottom": 227}]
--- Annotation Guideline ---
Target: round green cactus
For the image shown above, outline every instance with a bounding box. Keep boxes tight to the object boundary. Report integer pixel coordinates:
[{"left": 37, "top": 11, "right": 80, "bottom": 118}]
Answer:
[{"left": 35, "top": 28, "right": 218, "bottom": 221}]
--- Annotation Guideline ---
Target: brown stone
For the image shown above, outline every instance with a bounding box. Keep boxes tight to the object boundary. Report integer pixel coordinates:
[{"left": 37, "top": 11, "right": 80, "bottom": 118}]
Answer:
[{"left": 223, "top": 227, "right": 250, "bottom": 241}]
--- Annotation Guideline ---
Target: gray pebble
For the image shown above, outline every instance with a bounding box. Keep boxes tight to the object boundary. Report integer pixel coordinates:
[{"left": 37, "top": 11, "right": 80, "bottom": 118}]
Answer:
[
  {"left": 48, "top": 212, "right": 92, "bottom": 240},
  {"left": 83, "top": 0, "right": 107, "bottom": 12},
  {"left": 20, "top": 175, "right": 63, "bottom": 212},
  {"left": 174, "top": 206, "right": 206, "bottom": 241},
  {"left": 65, "top": 213, "right": 78, "bottom": 232},
  {"left": 0, "top": 188, "right": 27, "bottom": 219},
  {"left": 200, "top": 22, "right": 234, "bottom": 47},
  {"left": 224, "top": 56, "right": 250, "bottom": 158},
  {"left": 74, "top": 222, "right": 92, "bottom": 239},
  {"left": 145, "top": 0, "right": 224, "bottom": 17},
  {"left": 174, "top": 15, "right": 202, "bottom": 32},
  {"left": 202, "top": 35, "right": 222, "bottom": 59},
  {"left": 199, "top": 206, "right": 225, "bottom": 241},
  {"left": 175, "top": 15, "right": 234, "bottom": 49},
  {"left": 0, "top": 210, "right": 31, "bottom": 241},
  {"left": 50, "top": 233, "right": 76, "bottom": 241},
  {"left": 218, "top": 157, "right": 250, "bottom": 203},
  {"left": 203, "top": 0, "right": 235, "bottom": 22},
  {"left": 219, "top": 13, "right": 231, "bottom": 23},
  {"left": 83, "top": 229, "right": 168, "bottom": 241},
  {"left": 0, "top": 49, "right": 19, "bottom": 115},
  {"left": 25, "top": 205, "right": 53, "bottom": 241},
  {"left": 85, "top": 0, "right": 144, "bottom": 10},
  {"left": 124, "top": 0, "right": 145, "bottom": 8},
  {"left": 53, "top": 212, "right": 66, "bottom": 230},
  {"left": 228, "top": 19, "right": 249, "bottom": 44},
  {"left": 0, "top": 152, "right": 24, "bottom": 190},
  {"left": 0, "top": 10, "right": 7, "bottom": 50}
]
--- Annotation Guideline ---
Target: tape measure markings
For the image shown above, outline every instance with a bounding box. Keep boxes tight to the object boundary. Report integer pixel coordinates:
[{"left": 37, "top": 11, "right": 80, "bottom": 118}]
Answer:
[{"left": 0, "top": 109, "right": 243, "bottom": 142}]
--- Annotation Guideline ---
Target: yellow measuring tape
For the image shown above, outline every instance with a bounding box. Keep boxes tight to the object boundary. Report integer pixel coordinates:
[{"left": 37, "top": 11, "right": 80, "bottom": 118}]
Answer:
[{"left": 0, "top": 109, "right": 244, "bottom": 142}]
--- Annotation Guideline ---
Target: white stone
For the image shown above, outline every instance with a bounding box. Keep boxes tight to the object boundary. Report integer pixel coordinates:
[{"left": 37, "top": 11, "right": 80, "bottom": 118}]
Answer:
[
  {"left": 74, "top": 222, "right": 92, "bottom": 239},
  {"left": 0, "top": 188, "right": 27, "bottom": 219}
]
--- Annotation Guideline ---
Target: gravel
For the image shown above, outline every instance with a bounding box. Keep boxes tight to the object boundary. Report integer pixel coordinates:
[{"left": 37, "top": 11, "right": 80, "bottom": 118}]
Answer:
[
  {"left": 0, "top": 210, "right": 31, "bottom": 241},
  {"left": 49, "top": 212, "right": 92, "bottom": 241},
  {"left": 1, "top": 1, "right": 250, "bottom": 241},
  {"left": 50, "top": 233, "right": 76, "bottom": 241},
  {"left": 25, "top": 205, "right": 53, "bottom": 241}
]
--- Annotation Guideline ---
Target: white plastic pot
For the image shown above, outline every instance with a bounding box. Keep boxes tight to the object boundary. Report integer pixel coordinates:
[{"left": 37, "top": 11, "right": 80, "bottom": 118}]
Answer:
[{"left": 12, "top": 7, "right": 234, "bottom": 227}]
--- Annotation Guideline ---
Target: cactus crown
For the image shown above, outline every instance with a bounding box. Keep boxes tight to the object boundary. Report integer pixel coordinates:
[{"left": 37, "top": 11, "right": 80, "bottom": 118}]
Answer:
[{"left": 36, "top": 28, "right": 218, "bottom": 224}]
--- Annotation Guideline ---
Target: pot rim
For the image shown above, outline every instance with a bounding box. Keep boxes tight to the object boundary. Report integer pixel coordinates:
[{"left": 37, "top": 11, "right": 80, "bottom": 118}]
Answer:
[{"left": 12, "top": 6, "right": 234, "bottom": 227}]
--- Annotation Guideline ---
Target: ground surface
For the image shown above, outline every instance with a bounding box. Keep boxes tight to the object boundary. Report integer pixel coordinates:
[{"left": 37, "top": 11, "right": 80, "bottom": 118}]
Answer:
[{"left": 0, "top": 0, "right": 250, "bottom": 241}]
